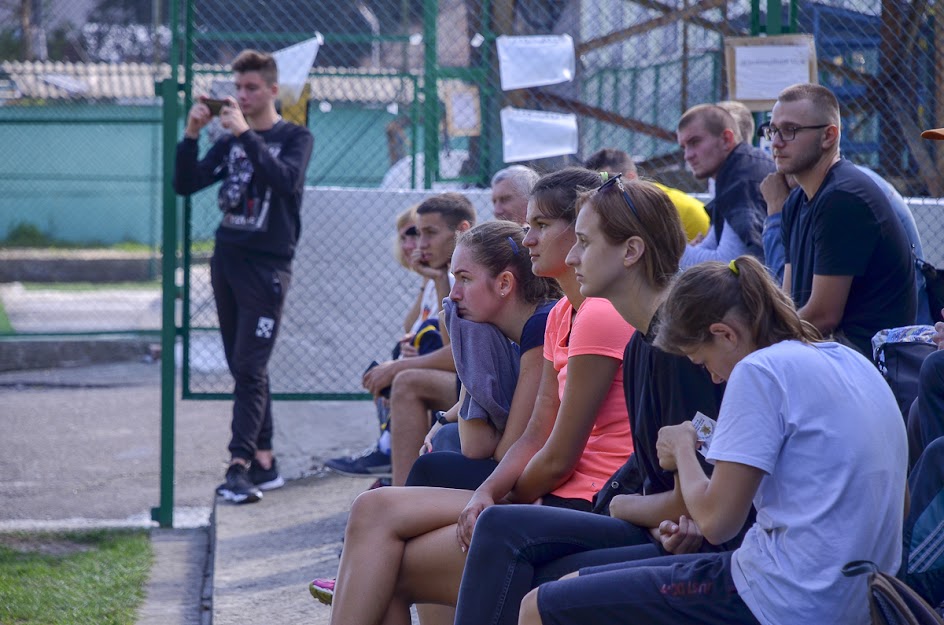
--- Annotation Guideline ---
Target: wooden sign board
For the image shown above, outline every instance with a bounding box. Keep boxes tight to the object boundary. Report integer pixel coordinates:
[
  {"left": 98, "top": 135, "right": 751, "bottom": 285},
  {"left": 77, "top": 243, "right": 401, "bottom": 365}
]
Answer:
[
  {"left": 724, "top": 35, "right": 818, "bottom": 111},
  {"left": 443, "top": 82, "right": 481, "bottom": 137}
]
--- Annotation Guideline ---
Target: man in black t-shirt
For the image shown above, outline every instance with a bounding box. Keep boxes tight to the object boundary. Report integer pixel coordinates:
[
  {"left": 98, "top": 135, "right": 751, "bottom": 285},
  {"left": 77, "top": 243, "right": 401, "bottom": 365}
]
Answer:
[
  {"left": 759, "top": 83, "right": 914, "bottom": 356},
  {"left": 174, "top": 49, "right": 314, "bottom": 504}
]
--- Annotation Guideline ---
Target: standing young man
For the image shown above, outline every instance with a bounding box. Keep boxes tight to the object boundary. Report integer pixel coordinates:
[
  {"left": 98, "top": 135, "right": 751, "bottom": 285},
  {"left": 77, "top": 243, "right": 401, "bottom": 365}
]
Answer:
[
  {"left": 174, "top": 49, "right": 314, "bottom": 504},
  {"left": 759, "top": 83, "right": 915, "bottom": 356}
]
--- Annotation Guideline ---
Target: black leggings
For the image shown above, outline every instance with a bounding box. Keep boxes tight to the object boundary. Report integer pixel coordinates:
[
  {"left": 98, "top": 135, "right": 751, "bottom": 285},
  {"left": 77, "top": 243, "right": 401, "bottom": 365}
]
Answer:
[{"left": 405, "top": 450, "right": 498, "bottom": 490}]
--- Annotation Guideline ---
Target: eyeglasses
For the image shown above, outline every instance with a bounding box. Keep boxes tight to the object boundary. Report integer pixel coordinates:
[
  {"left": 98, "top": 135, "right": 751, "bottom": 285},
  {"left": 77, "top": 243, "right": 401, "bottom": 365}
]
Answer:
[
  {"left": 596, "top": 173, "right": 641, "bottom": 223},
  {"left": 402, "top": 226, "right": 418, "bottom": 237},
  {"left": 758, "top": 123, "right": 830, "bottom": 142}
]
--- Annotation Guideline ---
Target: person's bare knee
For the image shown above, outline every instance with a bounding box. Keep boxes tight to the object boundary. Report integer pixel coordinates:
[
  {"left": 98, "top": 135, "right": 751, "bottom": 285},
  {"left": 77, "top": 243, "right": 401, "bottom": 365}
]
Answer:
[
  {"left": 519, "top": 588, "right": 544, "bottom": 625},
  {"left": 389, "top": 370, "right": 458, "bottom": 484},
  {"left": 347, "top": 488, "right": 391, "bottom": 539}
]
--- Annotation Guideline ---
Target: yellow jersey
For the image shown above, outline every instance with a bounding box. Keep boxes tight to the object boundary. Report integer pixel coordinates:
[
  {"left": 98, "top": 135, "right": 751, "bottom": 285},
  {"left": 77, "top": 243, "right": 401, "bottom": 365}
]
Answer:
[{"left": 652, "top": 182, "right": 710, "bottom": 242}]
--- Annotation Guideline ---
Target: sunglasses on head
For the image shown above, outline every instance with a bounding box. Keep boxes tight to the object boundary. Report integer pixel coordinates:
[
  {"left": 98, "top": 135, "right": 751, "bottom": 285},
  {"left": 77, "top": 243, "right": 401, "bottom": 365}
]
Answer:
[{"left": 596, "top": 172, "right": 641, "bottom": 223}]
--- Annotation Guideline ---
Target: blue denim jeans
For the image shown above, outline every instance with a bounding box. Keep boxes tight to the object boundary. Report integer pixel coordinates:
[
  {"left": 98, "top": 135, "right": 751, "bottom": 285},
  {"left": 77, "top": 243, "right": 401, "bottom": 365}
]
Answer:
[
  {"left": 909, "top": 350, "right": 944, "bottom": 464},
  {"left": 454, "top": 504, "right": 657, "bottom": 625},
  {"left": 902, "top": 435, "right": 944, "bottom": 607},
  {"left": 538, "top": 551, "right": 759, "bottom": 625}
]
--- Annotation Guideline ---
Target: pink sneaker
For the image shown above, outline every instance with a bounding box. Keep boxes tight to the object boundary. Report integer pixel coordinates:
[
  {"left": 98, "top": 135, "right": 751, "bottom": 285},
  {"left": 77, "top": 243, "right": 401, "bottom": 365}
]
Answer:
[{"left": 309, "top": 578, "right": 335, "bottom": 605}]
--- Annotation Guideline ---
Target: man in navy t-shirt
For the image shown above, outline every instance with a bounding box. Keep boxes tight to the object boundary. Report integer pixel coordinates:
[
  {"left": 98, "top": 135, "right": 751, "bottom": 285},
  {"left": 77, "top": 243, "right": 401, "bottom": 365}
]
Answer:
[{"left": 759, "top": 83, "right": 915, "bottom": 356}]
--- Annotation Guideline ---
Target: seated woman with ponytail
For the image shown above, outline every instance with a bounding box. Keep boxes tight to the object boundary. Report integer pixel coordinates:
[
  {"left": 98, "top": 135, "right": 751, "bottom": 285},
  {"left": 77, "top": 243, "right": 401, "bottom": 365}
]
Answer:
[
  {"left": 406, "top": 220, "right": 561, "bottom": 490},
  {"left": 518, "top": 255, "right": 908, "bottom": 625},
  {"left": 310, "top": 169, "right": 636, "bottom": 625}
]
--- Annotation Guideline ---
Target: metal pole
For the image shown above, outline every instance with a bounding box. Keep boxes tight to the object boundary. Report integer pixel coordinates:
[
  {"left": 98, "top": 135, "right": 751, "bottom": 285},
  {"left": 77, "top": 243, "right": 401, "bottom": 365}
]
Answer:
[
  {"left": 422, "top": 0, "right": 439, "bottom": 189},
  {"left": 152, "top": 76, "right": 179, "bottom": 529},
  {"left": 151, "top": 0, "right": 182, "bottom": 529},
  {"left": 767, "top": 0, "right": 783, "bottom": 35}
]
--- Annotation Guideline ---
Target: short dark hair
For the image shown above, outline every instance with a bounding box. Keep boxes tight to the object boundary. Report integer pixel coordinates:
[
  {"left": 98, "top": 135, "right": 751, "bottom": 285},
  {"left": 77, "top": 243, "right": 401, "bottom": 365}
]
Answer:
[
  {"left": 584, "top": 148, "right": 637, "bottom": 177},
  {"left": 416, "top": 192, "right": 477, "bottom": 230},
  {"left": 677, "top": 104, "right": 737, "bottom": 138},
  {"left": 232, "top": 49, "right": 278, "bottom": 86},
  {"left": 777, "top": 83, "right": 841, "bottom": 128}
]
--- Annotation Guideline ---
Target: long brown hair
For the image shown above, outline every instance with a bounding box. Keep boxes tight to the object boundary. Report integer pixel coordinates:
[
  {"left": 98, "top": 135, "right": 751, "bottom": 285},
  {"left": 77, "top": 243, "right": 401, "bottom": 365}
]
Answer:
[
  {"left": 456, "top": 221, "right": 562, "bottom": 304},
  {"left": 655, "top": 255, "right": 821, "bottom": 354},
  {"left": 530, "top": 167, "right": 603, "bottom": 223},
  {"left": 575, "top": 178, "right": 686, "bottom": 289}
]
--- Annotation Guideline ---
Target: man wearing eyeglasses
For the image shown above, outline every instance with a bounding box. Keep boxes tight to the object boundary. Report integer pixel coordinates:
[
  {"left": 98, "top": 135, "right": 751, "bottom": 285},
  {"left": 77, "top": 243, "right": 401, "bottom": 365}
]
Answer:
[
  {"left": 676, "top": 104, "right": 775, "bottom": 269},
  {"left": 759, "top": 83, "right": 915, "bottom": 357}
]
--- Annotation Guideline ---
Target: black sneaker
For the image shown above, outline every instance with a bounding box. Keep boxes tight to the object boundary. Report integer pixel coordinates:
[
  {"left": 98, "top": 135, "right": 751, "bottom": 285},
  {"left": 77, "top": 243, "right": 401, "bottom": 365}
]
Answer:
[
  {"left": 324, "top": 447, "right": 392, "bottom": 478},
  {"left": 248, "top": 458, "right": 286, "bottom": 491},
  {"left": 216, "top": 463, "right": 263, "bottom": 504}
]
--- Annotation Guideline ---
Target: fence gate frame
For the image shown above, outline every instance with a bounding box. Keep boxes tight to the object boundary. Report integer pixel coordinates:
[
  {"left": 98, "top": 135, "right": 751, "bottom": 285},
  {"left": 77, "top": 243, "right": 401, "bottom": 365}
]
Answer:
[{"left": 151, "top": 0, "right": 792, "bottom": 527}]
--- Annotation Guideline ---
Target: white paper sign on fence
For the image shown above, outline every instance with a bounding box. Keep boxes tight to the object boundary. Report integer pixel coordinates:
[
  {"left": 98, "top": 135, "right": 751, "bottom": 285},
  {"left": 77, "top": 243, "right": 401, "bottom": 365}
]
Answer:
[
  {"left": 734, "top": 45, "right": 810, "bottom": 101},
  {"left": 497, "top": 35, "right": 575, "bottom": 91},
  {"left": 273, "top": 34, "right": 323, "bottom": 103},
  {"left": 500, "top": 107, "right": 578, "bottom": 162}
]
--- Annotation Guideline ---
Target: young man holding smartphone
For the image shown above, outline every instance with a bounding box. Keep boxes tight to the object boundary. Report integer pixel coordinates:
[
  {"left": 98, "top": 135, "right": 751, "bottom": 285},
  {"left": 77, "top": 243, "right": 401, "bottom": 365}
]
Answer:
[{"left": 173, "top": 49, "right": 314, "bottom": 504}]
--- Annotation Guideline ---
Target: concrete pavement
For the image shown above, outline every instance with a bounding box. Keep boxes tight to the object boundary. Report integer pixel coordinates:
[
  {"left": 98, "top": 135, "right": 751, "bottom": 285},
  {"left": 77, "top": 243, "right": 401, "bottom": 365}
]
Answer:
[{"left": 0, "top": 358, "right": 378, "bottom": 624}]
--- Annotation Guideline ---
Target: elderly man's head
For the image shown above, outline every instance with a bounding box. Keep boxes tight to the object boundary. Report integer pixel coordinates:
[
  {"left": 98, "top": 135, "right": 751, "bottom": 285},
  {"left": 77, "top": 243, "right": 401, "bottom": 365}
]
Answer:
[{"left": 491, "top": 165, "right": 538, "bottom": 224}]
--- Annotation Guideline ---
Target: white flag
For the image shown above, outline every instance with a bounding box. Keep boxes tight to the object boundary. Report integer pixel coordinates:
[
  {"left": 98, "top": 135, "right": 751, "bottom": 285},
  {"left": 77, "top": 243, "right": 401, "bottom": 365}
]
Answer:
[
  {"left": 273, "top": 34, "right": 323, "bottom": 104},
  {"left": 500, "top": 107, "right": 578, "bottom": 162},
  {"left": 497, "top": 35, "right": 575, "bottom": 91}
]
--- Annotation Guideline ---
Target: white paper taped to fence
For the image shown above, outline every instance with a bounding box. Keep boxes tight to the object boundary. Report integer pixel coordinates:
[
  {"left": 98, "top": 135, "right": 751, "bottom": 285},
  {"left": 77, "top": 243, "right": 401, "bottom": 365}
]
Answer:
[
  {"left": 500, "top": 107, "right": 578, "bottom": 162},
  {"left": 273, "top": 34, "right": 323, "bottom": 103},
  {"left": 497, "top": 35, "right": 575, "bottom": 91}
]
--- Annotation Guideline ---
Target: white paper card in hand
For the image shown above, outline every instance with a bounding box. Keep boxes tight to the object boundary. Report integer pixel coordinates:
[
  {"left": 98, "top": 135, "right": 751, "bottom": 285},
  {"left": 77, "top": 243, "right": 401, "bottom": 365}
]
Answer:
[
  {"left": 691, "top": 411, "right": 717, "bottom": 458},
  {"left": 500, "top": 107, "right": 578, "bottom": 162},
  {"left": 497, "top": 35, "right": 575, "bottom": 91}
]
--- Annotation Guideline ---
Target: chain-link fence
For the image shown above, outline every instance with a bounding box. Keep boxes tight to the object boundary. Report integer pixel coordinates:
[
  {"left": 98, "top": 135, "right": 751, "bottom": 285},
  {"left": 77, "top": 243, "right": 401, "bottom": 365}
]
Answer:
[{"left": 2, "top": 0, "right": 944, "bottom": 394}]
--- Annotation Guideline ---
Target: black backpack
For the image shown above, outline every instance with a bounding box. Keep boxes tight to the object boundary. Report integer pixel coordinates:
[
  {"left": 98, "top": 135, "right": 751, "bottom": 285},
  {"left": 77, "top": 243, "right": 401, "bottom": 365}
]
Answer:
[
  {"left": 871, "top": 326, "right": 937, "bottom": 420},
  {"left": 916, "top": 258, "right": 944, "bottom": 324},
  {"left": 843, "top": 560, "right": 944, "bottom": 625}
]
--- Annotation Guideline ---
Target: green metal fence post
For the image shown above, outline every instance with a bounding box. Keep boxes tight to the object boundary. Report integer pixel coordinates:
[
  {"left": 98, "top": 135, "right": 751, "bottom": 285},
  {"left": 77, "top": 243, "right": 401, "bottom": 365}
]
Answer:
[
  {"left": 152, "top": 76, "right": 179, "bottom": 529},
  {"left": 767, "top": 0, "right": 783, "bottom": 35},
  {"left": 151, "top": 0, "right": 182, "bottom": 529},
  {"left": 422, "top": 0, "right": 439, "bottom": 189}
]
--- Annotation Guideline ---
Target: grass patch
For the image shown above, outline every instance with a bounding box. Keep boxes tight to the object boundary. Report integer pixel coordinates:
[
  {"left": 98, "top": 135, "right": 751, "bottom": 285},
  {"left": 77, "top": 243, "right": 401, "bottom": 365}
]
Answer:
[
  {"left": 0, "top": 297, "right": 12, "bottom": 334},
  {"left": 1, "top": 222, "right": 215, "bottom": 254},
  {"left": 0, "top": 529, "right": 152, "bottom": 625},
  {"left": 22, "top": 281, "right": 161, "bottom": 292}
]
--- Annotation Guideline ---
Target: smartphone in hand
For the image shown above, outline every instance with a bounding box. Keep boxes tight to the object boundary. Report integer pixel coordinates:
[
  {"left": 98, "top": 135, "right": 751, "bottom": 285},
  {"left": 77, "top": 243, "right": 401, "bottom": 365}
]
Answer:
[{"left": 203, "top": 98, "right": 229, "bottom": 116}]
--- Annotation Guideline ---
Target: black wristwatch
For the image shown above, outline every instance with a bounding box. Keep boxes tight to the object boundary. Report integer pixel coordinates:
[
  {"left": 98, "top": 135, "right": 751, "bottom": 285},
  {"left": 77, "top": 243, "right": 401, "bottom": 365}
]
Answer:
[{"left": 434, "top": 411, "right": 450, "bottom": 426}]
